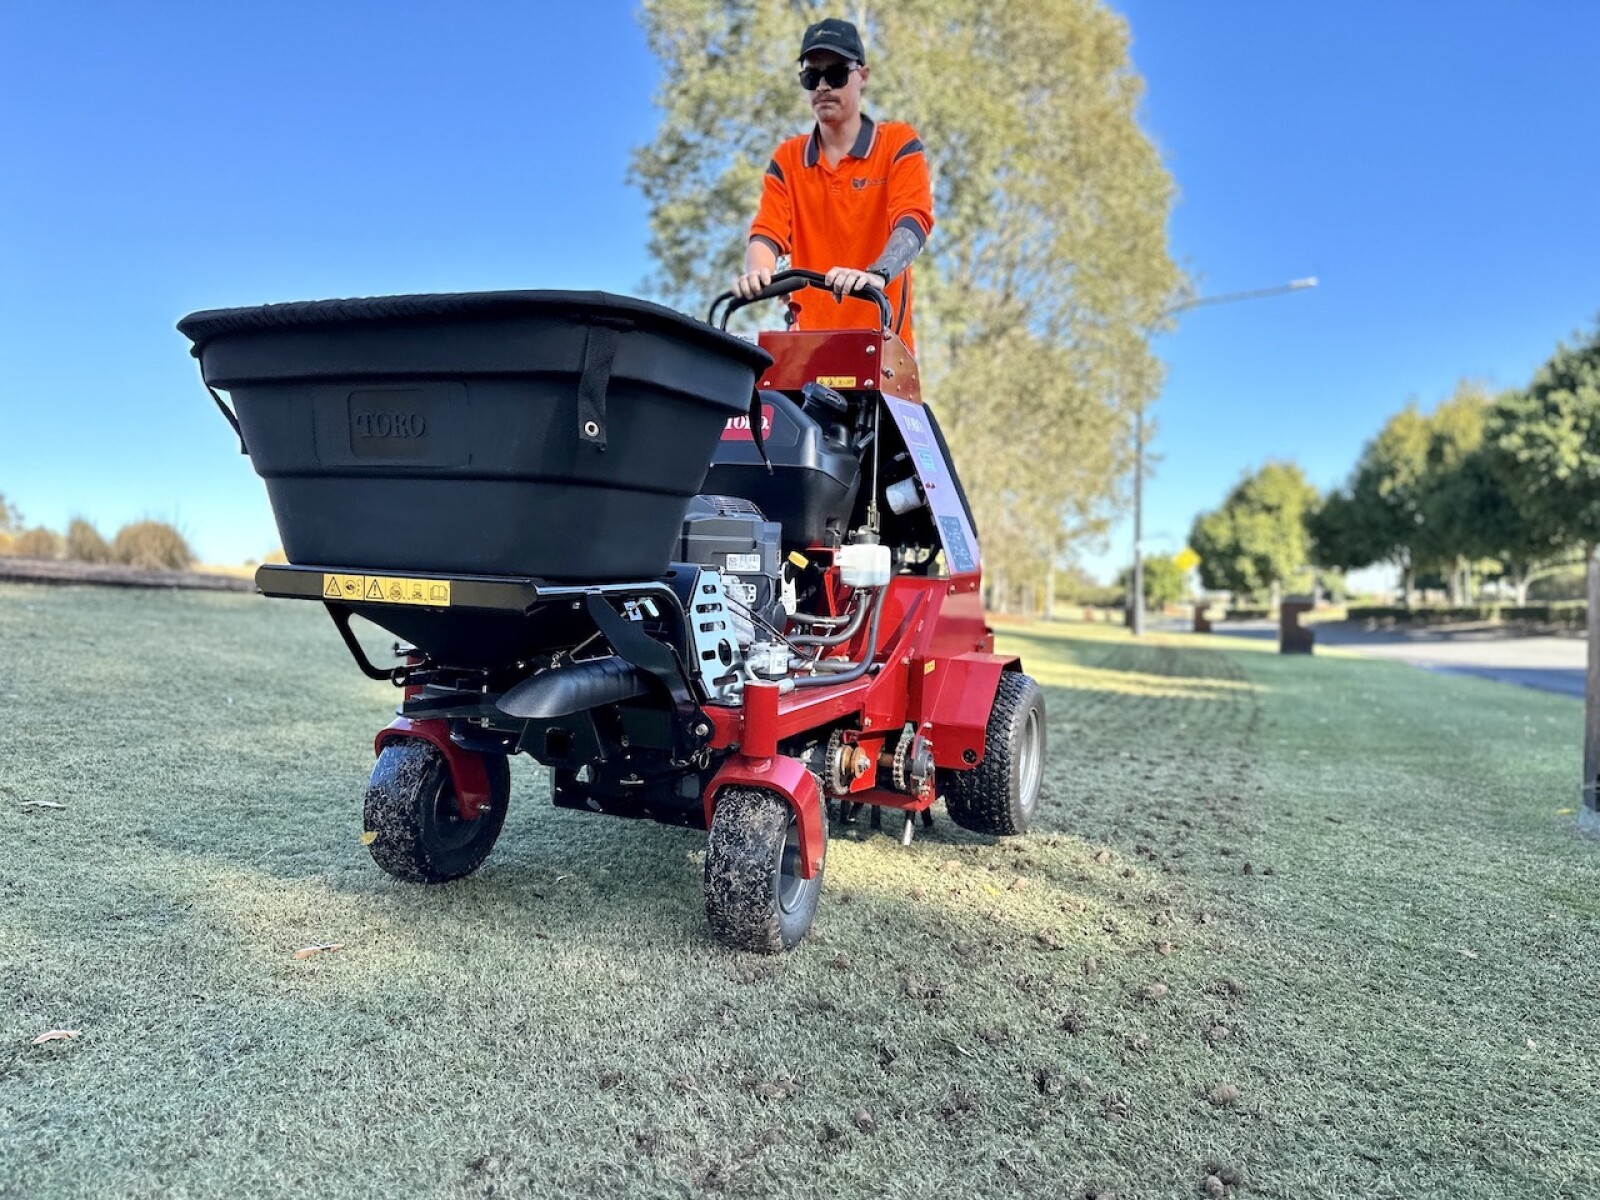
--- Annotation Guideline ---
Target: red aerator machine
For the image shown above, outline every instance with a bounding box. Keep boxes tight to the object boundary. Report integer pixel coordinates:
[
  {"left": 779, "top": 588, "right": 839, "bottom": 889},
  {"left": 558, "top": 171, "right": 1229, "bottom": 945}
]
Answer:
[{"left": 180, "top": 270, "right": 1045, "bottom": 952}]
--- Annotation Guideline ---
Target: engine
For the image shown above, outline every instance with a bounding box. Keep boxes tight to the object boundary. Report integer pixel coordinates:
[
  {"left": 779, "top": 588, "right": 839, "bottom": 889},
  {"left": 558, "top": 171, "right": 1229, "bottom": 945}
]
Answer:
[{"left": 678, "top": 495, "right": 790, "bottom": 702}]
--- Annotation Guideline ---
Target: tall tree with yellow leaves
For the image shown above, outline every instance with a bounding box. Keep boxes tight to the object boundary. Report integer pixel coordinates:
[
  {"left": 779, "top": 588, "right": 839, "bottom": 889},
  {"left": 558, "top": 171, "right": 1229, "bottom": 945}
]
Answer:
[{"left": 631, "top": 0, "right": 1184, "bottom": 601}]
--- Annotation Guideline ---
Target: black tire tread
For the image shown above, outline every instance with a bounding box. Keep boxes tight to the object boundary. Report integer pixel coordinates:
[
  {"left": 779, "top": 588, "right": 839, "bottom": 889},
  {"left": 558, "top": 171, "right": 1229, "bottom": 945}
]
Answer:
[
  {"left": 704, "top": 786, "right": 823, "bottom": 953},
  {"left": 363, "top": 740, "right": 509, "bottom": 884},
  {"left": 942, "top": 672, "right": 1045, "bottom": 836}
]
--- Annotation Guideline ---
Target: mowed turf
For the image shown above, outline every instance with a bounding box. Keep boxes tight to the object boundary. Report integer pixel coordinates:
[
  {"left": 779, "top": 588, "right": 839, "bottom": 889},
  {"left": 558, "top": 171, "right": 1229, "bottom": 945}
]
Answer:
[{"left": 3, "top": 582, "right": 1598, "bottom": 1199}]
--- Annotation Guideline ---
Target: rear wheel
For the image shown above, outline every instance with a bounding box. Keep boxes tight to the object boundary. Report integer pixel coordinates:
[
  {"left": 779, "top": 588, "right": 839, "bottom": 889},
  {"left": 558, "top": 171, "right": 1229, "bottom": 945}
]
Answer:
[
  {"left": 941, "top": 672, "right": 1046, "bottom": 836},
  {"left": 704, "top": 786, "right": 824, "bottom": 953},
  {"left": 363, "top": 739, "right": 510, "bottom": 883}
]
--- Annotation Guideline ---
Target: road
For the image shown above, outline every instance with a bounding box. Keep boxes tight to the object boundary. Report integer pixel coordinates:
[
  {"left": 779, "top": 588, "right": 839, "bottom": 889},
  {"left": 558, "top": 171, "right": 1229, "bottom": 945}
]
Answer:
[{"left": 1211, "top": 619, "right": 1588, "bottom": 699}]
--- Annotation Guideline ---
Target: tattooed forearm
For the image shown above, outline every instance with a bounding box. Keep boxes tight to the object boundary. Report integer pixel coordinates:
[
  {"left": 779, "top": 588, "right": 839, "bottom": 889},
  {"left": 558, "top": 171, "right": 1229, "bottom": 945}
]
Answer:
[{"left": 866, "top": 224, "right": 925, "bottom": 282}]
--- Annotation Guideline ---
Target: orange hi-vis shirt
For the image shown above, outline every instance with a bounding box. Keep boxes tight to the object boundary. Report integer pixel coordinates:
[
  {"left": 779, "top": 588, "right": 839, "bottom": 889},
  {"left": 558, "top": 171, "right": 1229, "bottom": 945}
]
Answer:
[{"left": 750, "top": 115, "right": 934, "bottom": 352}]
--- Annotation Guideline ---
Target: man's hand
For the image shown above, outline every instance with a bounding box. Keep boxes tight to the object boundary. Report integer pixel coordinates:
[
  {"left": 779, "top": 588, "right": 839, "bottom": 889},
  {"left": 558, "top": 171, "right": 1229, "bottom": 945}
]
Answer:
[
  {"left": 824, "top": 266, "right": 888, "bottom": 298},
  {"left": 733, "top": 240, "right": 780, "bottom": 299},
  {"left": 732, "top": 266, "right": 775, "bottom": 300}
]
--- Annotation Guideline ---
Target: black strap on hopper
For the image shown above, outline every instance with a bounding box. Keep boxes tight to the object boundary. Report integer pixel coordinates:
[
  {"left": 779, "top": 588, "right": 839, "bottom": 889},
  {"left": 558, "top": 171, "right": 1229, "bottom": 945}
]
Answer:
[
  {"left": 200, "top": 373, "right": 247, "bottom": 454},
  {"left": 577, "top": 322, "right": 625, "bottom": 450},
  {"left": 747, "top": 387, "right": 772, "bottom": 474}
]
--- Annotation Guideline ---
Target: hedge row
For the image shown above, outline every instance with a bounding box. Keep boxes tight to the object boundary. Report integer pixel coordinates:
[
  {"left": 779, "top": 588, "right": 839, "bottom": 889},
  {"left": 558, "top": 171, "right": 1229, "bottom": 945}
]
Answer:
[{"left": 1348, "top": 603, "right": 1586, "bottom": 627}]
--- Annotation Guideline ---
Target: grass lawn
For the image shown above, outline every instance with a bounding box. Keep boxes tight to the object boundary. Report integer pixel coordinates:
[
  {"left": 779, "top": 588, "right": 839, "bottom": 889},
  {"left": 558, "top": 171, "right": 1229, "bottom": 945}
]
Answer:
[{"left": 3, "top": 582, "right": 1598, "bottom": 1199}]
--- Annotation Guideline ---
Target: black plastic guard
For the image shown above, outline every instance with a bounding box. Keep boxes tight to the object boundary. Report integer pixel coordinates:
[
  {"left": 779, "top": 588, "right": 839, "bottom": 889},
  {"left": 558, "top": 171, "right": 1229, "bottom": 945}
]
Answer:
[{"left": 496, "top": 656, "right": 650, "bottom": 719}]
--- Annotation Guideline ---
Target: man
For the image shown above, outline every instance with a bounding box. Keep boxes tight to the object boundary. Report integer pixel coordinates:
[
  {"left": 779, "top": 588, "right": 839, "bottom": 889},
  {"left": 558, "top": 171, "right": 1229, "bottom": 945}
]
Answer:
[{"left": 732, "top": 18, "right": 934, "bottom": 352}]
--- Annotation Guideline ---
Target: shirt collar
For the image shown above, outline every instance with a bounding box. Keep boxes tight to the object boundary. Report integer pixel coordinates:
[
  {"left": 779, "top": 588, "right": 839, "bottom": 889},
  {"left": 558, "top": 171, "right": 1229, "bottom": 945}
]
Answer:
[{"left": 803, "top": 114, "right": 876, "bottom": 167}]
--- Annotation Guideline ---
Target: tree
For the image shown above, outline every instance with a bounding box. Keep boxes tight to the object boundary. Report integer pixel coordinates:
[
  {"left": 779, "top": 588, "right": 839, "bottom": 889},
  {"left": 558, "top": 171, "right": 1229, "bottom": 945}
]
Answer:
[
  {"left": 1309, "top": 403, "right": 1437, "bottom": 602},
  {"left": 1118, "top": 553, "right": 1185, "bottom": 611},
  {"left": 1189, "top": 462, "right": 1318, "bottom": 603},
  {"left": 631, "top": 0, "right": 1183, "bottom": 596},
  {"left": 1415, "top": 383, "right": 1492, "bottom": 602},
  {"left": 1490, "top": 324, "right": 1600, "bottom": 554}
]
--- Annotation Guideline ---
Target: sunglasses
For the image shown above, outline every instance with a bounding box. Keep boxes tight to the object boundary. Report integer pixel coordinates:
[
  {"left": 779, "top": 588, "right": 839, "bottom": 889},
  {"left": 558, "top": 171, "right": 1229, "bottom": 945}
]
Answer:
[{"left": 798, "top": 62, "right": 859, "bottom": 91}]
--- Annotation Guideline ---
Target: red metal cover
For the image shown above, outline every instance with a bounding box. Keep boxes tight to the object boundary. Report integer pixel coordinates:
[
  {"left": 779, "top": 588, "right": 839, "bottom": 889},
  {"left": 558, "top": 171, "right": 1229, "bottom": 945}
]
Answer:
[{"left": 756, "top": 328, "right": 922, "bottom": 404}]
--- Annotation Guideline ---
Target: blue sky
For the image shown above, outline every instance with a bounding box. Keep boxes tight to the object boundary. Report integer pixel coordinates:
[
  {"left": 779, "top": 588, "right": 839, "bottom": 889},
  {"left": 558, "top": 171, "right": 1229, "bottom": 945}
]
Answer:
[{"left": 3, "top": 2, "right": 1597, "bottom": 582}]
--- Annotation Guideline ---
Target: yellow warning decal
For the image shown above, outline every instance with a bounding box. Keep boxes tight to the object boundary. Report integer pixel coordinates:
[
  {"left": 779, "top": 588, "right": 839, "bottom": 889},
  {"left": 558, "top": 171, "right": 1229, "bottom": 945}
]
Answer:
[
  {"left": 321, "top": 573, "right": 451, "bottom": 607},
  {"left": 924, "top": 661, "right": 936, "bottom": 674},
  {"left": 816, "top": 375, "right": 857, "bottom": 388}
]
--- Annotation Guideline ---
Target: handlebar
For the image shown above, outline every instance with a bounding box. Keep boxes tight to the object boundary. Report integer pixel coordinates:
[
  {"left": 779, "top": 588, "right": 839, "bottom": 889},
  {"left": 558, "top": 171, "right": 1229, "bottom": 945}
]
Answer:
[{"left": 708, "top": 268, "right": 894, "bottom": 332}]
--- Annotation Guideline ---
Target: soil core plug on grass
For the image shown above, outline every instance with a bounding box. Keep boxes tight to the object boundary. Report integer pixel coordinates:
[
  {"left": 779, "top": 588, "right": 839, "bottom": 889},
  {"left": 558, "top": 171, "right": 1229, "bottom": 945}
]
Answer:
[{"left": 1206, "top": 1082, "right": 1241, "bottom": 1107}]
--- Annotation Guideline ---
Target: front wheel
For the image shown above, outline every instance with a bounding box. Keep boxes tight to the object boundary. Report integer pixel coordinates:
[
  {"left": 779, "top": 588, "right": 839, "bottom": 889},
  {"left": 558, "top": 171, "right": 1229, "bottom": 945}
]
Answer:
[
  {"left": 704, "top": 786, "right": 825, "bottom": 953},
  {"left": 941, "top": 672, "right": 1046, "bottom": 836},
  {"left": 363, "top": 739, "right": 510, "bottom": 883}
]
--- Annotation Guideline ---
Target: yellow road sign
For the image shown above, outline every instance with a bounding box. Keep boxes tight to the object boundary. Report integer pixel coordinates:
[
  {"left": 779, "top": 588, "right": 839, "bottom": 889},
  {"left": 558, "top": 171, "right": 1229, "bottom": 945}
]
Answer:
[{"left": 1174, "top": 547, "right": 1201, "bottom": 573}]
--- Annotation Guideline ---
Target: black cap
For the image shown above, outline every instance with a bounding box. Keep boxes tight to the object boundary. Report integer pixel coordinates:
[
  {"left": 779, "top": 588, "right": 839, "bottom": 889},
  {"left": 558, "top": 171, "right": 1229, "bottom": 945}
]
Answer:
[{"left": 799, "top": 18, "right": 866, "bottom": 65}]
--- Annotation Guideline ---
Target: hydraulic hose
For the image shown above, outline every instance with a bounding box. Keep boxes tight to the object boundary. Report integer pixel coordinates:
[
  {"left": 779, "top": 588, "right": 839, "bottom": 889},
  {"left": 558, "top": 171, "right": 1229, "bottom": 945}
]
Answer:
[
  {"left": 791, "top": 587, "right": 886, "bottom": 689},
  {"left": 788, "top": 598, "right": 869, "bottom": 647},
  {"left": 786, "top": 609, "right": 853, "bottom": 626}
]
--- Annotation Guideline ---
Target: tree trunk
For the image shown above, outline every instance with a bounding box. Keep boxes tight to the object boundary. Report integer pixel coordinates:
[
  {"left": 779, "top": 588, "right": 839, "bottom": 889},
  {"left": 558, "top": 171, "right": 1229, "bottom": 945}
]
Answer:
[
  {"left": 1269, "top": 580, "right": 1282, "bottom": 612},
  {"left": 1402, "top": 563, "right": 1416, "bottom": 608},
  {"left": 1514, "top": 569, "right": 1530, "bottom": 606},
  {"left": 1043, "top": 569, "right": 1056, "bottom": 622}
]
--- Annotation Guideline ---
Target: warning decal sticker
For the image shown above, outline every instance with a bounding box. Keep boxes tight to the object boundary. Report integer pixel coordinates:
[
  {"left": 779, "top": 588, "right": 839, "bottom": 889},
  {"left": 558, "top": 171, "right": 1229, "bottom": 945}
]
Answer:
[{"left": 321, "top": 573, "right": 451, "bottom": 607}]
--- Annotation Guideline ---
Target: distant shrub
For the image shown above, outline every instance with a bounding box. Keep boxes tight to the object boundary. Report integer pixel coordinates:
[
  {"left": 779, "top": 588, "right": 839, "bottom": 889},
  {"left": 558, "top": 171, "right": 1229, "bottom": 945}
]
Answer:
[
  {"left": 112, "top": 521, "right": 194, "bottom": 571},
  {"left": 66, "top": 518, "right": 112, "bottom": 563},
  {"left": 1499, "top": 603, "right": 1586, "bottom": 628},
  {"left": 11, "top": 526, "right": 65, "bottom": 559},
  {"left": 1348, "top": 603, "right": 1586, "bottom": 628},
  {"left": 1528, "top": 567, "right": 1586, "bottom": 602},
  {"left": 264, "top": 547, "right": 288, "bottom": 564}
]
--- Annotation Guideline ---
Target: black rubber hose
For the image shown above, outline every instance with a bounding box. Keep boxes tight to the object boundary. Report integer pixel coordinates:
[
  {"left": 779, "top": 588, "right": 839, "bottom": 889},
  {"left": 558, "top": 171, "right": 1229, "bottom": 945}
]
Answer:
[
  {"left": 791, "top": 587, "right": 885, "bottom": 689},
  {"left": 788, "top": 598, "right": 869, "bottom": 646},
  {"left": 786, "top": 609, "right": 853, "bottom": 626}
]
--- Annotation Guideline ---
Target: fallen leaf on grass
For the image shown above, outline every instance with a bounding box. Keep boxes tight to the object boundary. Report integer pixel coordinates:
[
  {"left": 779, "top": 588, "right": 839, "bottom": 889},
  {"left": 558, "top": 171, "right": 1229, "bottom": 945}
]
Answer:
[
  {"left": 1556, "top": 807, "right": 1576, "bottom": 816},
  {"left": 31, "top": 1030, "right": 80, "bottom": 1045},
  {"left": 20, "top": 801, "right": 67, "bottom": 810},
  {"left": 292, "top": 943, "right": 344, "bottom": 960},
  {"left": 1459, "top": 948, "right": 1478, "bottom": 959},
  {"left": 359, "top": 831, "right": 378, "bottom": 846}
]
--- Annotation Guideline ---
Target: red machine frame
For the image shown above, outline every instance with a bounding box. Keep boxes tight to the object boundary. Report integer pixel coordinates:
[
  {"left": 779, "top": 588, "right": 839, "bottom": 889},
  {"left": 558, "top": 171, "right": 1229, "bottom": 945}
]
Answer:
[{"left": 695, "top": 323, "right": 1016, "bottom": 879}]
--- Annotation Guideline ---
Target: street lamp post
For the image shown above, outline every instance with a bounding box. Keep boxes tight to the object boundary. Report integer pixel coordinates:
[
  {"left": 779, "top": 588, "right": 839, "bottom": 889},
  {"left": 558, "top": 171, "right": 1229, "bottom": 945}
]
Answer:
[{"left": 1130, "top": 277, "right": 1318, "bottom": 636}]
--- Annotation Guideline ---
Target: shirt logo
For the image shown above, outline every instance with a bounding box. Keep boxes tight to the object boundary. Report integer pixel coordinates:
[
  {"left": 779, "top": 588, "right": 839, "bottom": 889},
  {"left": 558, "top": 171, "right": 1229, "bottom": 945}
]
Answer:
[{"left": 852, "top": 176, "right": 887, "bottom": 190}]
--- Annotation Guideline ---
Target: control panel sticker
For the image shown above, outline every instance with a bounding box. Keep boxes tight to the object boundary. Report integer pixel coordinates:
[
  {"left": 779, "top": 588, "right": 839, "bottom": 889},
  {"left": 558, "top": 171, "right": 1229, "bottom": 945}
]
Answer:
[
  {"left": 322, "top": 573, "right": 451, "bottom": 607},
  {"left": 815, "top": 375, "right": 857, "bottom": 388},
  {"left": 937, "top": 516, "right": 977, "bottom": 575}
]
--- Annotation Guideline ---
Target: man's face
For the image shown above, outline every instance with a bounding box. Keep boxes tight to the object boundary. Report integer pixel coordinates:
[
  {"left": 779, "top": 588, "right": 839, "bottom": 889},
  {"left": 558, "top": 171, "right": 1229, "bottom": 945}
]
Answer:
[{"left": 802, "top": 50, "right": 867, "bottom": 125}]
